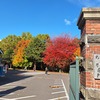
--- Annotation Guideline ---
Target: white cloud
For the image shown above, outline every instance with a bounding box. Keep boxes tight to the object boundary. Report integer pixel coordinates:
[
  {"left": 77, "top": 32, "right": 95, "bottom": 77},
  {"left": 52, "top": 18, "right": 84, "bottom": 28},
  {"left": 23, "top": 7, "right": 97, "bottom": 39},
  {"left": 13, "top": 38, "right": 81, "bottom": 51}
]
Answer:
[
  {"left": 64, "top": 18, "right": 77, "bottom": 26},
  {"left": 64, "top": 19, "right": 71, "bottom": 25}
]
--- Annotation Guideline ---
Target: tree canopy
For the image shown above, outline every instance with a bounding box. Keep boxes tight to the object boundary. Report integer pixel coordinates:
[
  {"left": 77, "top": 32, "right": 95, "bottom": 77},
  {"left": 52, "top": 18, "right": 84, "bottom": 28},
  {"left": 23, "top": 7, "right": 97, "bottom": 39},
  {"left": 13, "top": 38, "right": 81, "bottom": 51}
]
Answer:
[
  {"left": 43, "top": 35, "right": 80, "bottom": 69},
  {"left": 0, "top": 35, "right": 21, "bottom": 62},
  {"left": 12, "top": 39, "right": 30, "bottom": 67},
  {"left": 0, "top": 33, "right": 80, "bottom": 71}
]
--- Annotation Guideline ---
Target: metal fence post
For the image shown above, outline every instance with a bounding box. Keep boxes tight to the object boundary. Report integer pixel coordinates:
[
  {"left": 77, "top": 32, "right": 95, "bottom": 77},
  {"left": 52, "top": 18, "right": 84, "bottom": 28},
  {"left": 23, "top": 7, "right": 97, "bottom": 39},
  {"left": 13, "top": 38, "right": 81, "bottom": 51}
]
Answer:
[
  {"left": 69, "top": 56, "right": 80, "bottom": 100},
  {"left": 76, "top": 57, "right": 79, "bottom": 100}
]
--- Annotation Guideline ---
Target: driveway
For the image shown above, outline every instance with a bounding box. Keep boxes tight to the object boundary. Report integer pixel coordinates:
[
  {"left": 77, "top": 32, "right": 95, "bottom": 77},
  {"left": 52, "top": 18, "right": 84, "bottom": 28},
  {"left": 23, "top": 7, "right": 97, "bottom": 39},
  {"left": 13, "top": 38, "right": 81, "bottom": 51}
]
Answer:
[{"left": 0, "top": 70, "right": 69, "bottom": 100}]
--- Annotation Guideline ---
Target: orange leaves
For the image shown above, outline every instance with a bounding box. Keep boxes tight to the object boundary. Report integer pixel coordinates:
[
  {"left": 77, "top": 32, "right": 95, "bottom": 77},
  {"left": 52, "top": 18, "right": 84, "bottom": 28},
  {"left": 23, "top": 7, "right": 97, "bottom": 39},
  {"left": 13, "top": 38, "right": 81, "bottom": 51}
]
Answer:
[
  {"left": 12, "top": 39, "right": 30, "bottom": 66},
  {"left": 73, "top": 38, "right": 80, "bottom": 59},
  {"left": 74, "top": 47, "right": 80, "bottom": 57}
]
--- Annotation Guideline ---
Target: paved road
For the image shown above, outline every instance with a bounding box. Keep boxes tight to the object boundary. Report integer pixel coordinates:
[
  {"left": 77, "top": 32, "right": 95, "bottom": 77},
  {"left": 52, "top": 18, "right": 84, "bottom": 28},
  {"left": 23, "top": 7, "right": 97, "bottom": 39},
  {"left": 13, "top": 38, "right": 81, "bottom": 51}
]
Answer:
[{"left": 0, "top": 70, "right": 69, "bottom": 100}]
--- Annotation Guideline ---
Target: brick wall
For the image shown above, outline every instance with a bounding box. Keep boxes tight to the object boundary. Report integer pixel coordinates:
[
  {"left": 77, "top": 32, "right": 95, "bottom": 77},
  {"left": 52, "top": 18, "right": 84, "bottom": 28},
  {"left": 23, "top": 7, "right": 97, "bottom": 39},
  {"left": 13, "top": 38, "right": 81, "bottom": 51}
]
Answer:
[
  {"left": 80, "top": 71, "right": 100, "bottom": 89},
  {"left": 77, "top": 8, "right": 100, "bottom": 99},
  {"left": 80, "top": 19, "right": 100, "bottom": 89},
  {"left": 86, "top": 20, "right": 100, "bottom": 34}
]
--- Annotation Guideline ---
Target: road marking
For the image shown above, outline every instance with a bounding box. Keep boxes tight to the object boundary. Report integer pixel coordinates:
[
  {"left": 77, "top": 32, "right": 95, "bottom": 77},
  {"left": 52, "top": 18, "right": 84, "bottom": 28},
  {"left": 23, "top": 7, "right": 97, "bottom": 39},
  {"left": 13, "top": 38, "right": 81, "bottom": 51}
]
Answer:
[
  {"left": 61, "top": 79, "right": 69, "bottom": 100},
  {"left": 19, "top": 72, "right": 45, "bottom": 75},
  {"left": 12, "top": 95, "right": 36, "bottom": 100},
  {"left": 48, "top": 96, "right": 67, "bottom": 100},
  {"left": 0, "top": 95, "right": 36, "bottom": 100},
  {"left": 0, "top": 86, "right": 16, "bottom": 89},
  {"left": 51, "top": 91, "right": 65, "bottom": 94},
  {"left": 5, "top": 83, "right": 12, "bottom": 85}
]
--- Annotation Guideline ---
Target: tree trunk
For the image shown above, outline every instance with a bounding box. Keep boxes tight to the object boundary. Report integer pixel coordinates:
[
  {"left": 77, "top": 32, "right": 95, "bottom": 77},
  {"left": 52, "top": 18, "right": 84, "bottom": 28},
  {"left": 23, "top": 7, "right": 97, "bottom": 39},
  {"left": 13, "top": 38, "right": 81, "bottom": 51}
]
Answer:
[
  {"left": 10, "top": 63, "right": 12, "bottom": 68},
  {"left": 41, "top": 62, "right": 43, "bottom": 70},
  {"left": 33, "top": 62, "right": 36, "bottom": 71}
]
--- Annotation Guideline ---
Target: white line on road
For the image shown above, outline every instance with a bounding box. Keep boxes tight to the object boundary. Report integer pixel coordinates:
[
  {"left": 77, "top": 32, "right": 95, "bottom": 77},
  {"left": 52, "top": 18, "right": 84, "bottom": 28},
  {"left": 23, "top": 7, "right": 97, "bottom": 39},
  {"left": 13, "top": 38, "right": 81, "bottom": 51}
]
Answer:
[
  {"left": 19, "top": 72, "right": 45, "bottom": 75},
  {"left": 48, "top": 96, "right": 67, "bottom": 100},
  {"left": 5, "top": 83, "right": 13, "bottom": 85},
  {"left": 0, "top": 95, "right": 36, "bottom": 100},
  {"left": 51, "top": 91, "right": 65, "bottom": 94},
  {"left": 12, "top": 95, "right": 36, "bottom": 100},
  {"left": 0, "top": 86, "right": 16, "bottom": 89},
  {"left": 61, "top": 79, "right": 69, "bottom": 100}
]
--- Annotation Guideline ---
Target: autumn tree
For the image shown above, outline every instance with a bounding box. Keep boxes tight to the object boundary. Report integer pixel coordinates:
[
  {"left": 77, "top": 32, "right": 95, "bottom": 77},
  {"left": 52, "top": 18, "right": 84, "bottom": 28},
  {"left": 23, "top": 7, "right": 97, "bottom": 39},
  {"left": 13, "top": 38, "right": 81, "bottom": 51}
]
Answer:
[
  {"left": 73, "top": 38, "right": 80, "bottom": 59},
  {"left": 12, "top": 39, "right": 30, "bottom": 68},
  {"left": 43, "top": 34, "right": 78, "bottom": 70}
]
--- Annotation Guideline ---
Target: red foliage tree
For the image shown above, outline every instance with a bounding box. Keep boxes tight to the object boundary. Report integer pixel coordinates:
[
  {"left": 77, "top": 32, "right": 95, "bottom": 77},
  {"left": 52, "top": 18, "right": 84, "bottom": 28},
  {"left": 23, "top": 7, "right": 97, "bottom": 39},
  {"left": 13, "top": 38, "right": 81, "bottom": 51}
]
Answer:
[{"left": 43, "top": 35, "right": 78, "bottom": 69}]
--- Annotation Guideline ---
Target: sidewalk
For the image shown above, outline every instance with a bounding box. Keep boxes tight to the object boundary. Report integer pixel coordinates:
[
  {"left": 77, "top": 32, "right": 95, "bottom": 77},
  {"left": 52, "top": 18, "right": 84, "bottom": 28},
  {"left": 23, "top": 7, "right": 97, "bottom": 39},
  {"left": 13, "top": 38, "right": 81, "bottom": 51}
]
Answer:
[
  {"left": 8, "top": 69, "right": 68, "bottom": 76},
  {"left": 17, "top": 70, "right": 45, "bottom": 75}
]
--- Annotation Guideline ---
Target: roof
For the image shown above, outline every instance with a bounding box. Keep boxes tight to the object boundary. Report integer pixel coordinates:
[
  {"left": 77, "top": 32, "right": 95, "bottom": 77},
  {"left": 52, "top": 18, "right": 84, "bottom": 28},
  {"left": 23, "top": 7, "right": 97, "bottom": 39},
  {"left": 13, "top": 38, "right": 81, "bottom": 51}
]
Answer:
[{"left": 77, "top": 8, "right": 100, "bottom": 29}]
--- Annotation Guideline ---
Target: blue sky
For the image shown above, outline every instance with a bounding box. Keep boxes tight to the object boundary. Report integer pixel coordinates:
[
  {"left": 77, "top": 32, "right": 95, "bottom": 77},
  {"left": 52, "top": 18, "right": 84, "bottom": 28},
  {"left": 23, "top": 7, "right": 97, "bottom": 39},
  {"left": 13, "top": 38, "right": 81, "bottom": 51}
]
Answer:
[{"left": 0, "top": 0, "right": 100, "bottom": 40}]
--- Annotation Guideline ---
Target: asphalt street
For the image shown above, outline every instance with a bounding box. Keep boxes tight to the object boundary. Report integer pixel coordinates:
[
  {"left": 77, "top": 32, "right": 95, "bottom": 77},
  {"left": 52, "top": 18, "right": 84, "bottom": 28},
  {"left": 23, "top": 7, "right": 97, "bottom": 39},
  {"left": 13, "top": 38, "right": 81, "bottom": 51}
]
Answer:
[{"left": 0, "top": 70, "right": 69, "bottom": 100}]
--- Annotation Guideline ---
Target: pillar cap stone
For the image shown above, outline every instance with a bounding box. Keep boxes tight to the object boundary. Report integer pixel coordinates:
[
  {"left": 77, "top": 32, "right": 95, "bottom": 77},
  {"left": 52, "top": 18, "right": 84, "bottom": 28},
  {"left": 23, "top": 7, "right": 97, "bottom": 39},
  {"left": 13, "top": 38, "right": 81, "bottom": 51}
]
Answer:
[{"left": 77, "top": 8, "right": 100, "bottom": 29}]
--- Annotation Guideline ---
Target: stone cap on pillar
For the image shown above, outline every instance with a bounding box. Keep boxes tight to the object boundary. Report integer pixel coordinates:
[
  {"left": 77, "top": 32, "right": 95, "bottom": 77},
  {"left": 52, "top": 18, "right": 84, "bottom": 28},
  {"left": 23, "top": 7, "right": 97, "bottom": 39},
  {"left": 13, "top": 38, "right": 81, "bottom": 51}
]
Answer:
[{"left": 77, "top": 8, "right": 100, "bottom": 29}]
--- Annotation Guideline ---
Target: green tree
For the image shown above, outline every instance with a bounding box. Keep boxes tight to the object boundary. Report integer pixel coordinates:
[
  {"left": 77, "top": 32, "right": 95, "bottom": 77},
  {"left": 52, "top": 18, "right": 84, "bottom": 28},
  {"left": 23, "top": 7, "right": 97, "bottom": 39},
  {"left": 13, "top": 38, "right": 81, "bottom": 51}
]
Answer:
[
  {"left": 0, "top": 35, "right": 21, "bottom": 52},
  {"left": 21, "top": 32, "right": 33, "bottom": 40},
  {"left": 36, "top": 34, "right": 49, "bottom": 41},
  {"left": 25, "top": 34, "right": 50, "bottom": 70},
  {"left": 0, "top": 35, "right": 21, "bottom": 64}
]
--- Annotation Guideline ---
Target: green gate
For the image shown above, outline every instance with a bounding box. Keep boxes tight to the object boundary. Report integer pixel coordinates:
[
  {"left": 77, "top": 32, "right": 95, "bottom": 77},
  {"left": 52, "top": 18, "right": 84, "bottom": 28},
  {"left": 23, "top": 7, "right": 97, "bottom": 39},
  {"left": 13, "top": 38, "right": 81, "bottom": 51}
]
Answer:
[{"left": 69, "top": 57, "right": 80, "bottom": 100}]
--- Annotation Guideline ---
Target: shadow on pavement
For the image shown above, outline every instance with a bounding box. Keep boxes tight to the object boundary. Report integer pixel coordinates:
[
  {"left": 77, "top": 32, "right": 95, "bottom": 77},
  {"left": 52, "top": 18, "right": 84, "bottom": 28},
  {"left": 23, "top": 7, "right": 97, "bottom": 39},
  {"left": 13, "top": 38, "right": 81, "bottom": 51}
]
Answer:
[
  {"left": 0, "top": 69, "right": 33, "bottom": 86},
  {"left": 0, "top": 86, "right": 26, "bottom": 97}
]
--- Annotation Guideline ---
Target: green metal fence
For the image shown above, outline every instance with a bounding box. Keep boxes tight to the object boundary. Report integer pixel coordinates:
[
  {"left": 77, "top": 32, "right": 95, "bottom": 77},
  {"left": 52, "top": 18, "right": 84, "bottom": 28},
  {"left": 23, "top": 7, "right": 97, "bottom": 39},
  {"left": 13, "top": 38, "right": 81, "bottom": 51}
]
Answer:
[{"left": 69, "top": 57, "right": 80, "bottom": 100}]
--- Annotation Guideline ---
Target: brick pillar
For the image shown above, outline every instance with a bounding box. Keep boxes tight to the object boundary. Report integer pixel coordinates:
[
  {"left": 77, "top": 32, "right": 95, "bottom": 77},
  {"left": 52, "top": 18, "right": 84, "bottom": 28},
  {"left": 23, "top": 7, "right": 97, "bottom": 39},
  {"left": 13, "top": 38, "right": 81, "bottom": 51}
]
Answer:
[{"left": 77, "top": 8, "right": 100, "bottom": 100}]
